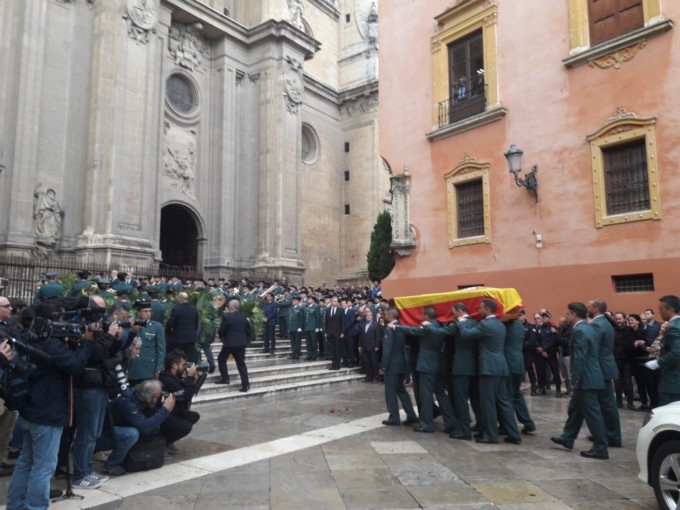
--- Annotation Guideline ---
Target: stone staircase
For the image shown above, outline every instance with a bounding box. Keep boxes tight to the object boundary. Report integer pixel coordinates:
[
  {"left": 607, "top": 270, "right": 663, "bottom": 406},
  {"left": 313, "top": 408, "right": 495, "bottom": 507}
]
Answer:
[{"left": 192, "top": 337, "right": 365, "bottom": 405}]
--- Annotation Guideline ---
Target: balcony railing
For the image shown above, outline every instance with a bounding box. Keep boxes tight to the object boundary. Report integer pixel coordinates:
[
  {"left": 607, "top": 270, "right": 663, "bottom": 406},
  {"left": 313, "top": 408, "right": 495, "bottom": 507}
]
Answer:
[{"left": 437, "top": 84, "right": 487, "bottom": 129}]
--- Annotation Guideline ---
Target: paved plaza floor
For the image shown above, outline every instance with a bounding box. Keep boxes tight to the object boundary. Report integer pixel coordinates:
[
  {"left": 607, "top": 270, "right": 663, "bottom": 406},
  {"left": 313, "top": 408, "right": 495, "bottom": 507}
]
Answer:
[{"left": 0, "top": 382, "right": 658, "bottom": 510}]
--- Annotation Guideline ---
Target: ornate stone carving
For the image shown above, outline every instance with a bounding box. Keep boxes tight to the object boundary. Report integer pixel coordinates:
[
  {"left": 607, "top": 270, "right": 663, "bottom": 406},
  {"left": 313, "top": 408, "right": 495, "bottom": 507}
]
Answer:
[
  {"left": 33, "top": 183, "right": 64, "bottom": 256},
  {"left": 588, "top": 41, "right": 647, "bottom": 70},
  {"left": 460, "top": 152, "right": 478, "bottom": 164},
  {"left": 608, "top": 106, "right": 638, "bottom": 122},
  {"left": 235, "top": 70, "right": 245, "bottom": 86},
  {"left": 287, "top": 0, "right": 305, "bottom": 30},
  {"left": 341, "top": 98, "right": 378, "bottom": 119},
  {"left": 248, "top": 72, "right": 262, "bottom": 84},
  {"left": 283, "top": 56, "right": 304, "bottom": 114},
  {"left": 389, "top": 169, "right": 416, "bottom": 256},
  {"left": 163, "top": 120, "right": 197, "bottom": 197},
  {"left": 124, "top": 0, "right": 158, "bottom": 45},
  {"left": 168, "top": 23, "right": 208, "bottom": 73}
]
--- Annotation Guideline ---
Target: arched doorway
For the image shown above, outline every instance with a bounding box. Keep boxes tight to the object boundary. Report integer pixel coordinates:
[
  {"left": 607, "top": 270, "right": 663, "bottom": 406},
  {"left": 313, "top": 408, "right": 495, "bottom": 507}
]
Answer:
[{"left": 160, "top": 204, "right": 198, "bottom": 268}]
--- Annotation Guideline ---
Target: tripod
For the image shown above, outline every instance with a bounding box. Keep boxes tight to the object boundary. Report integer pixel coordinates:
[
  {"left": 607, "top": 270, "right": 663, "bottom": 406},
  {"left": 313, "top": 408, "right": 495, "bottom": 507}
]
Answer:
[{"left": 52, "top": 424, "right": 84, "bottom": 503}]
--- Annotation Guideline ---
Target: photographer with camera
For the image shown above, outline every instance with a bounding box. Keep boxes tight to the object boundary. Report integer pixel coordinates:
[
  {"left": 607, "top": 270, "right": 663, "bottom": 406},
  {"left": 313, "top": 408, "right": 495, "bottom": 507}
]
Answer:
[
  {"left": 127, "top": 302, "right": 166, "bottom": 385},
  {"left": 110, "top": 379, "right": 176, "bottom": 471},
  {"left": 158, "top": 350, "right": 202, "bottom": 454},
  {"left": 6, "top": 300, "right": 93, "bottom": 510},
  {"left": 70, "top": 295, "right": 125, "bottom": 489}
]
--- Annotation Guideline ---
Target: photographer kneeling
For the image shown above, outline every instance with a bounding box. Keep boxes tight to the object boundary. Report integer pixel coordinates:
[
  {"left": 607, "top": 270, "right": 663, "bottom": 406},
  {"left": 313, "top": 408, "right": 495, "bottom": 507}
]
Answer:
[{"left": 158, "top": 350, "right": 201, "bottom": 454}]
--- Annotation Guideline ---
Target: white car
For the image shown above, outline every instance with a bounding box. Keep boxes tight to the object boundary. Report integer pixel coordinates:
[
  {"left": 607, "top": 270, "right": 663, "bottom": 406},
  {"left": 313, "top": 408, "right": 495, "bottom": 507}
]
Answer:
[{"left": 637, "top": 401, "right": 680, "bottom": 510}]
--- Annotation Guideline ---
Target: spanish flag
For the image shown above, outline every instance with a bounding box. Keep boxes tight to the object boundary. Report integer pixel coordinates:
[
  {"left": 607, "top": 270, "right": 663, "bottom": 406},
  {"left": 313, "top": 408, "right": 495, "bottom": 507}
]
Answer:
[{"left": 393, "top": 287, "right": 523, "bottom": 326}]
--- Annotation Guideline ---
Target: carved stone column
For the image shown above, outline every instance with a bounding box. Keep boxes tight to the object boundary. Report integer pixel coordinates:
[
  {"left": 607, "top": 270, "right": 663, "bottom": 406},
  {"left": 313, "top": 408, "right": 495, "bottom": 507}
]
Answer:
[{"left": 390, "top": 169, "right": 416, "bottom": 256}]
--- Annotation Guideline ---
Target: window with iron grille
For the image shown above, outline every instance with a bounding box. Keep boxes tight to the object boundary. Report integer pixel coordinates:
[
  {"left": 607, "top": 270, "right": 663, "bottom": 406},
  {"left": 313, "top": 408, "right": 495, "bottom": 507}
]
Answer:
[
  {"left": 603, "top": 139, "right": 650, "bottom": 216},
  {"left": 588, "top": 0, "right": 643, "bottom": 46},
  {"left": 612, "top": 273, "right": 654, "bottom": 293},
  {"left": 456, "top": 179, "right": 484, "bottom": 238}
]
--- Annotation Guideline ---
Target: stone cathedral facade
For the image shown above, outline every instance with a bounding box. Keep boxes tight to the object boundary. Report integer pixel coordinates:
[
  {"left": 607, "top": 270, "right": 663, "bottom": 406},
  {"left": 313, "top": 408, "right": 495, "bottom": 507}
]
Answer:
[{"left": 0, "top": 0, "right": 389, "bottom": 285}]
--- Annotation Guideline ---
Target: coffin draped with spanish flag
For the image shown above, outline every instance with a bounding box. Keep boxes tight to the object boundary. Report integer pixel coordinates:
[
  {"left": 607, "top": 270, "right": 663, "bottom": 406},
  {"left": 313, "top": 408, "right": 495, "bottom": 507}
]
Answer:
[{"left": 393, "top": 287, "right": 524, "bottom": 326}]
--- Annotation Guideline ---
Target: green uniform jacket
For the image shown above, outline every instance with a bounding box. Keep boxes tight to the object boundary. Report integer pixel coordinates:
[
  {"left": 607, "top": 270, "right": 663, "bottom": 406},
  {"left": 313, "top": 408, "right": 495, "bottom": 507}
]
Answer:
[
  {"left": 396, "top": 320, "right": 445, "bottom": 374},
  {"left": 426, "top": 320, "right": 477, "bottom": 376},
  {"left": 591, "top": 315, "right": 619, "bottom": 380},
  {"left": 33, "top": 282, "right": 65, "bottom": 304},
  {"left": 287, "top": 305, "right": 305, "bottom": 332},
  {"left": 381, "top": 321, "right": 409, "bottom": 374},
  {"left": 71, "top": 280, "right": 92, "bottom": 297},
  {"left": 278, "top": 296, "right": 292, "bottom": 319},
  {"left": 459, "top": 316, "right": 509, "bottom": 376},
  {"left": 150, "top": 300, "right": 168, "bottom": 325},
  {"left": 127, "top": 321, "right": 166, "bottom": 380},
  {"left": 503, "top": 320, "right": 525, "bottom": 375},
  {"left": 304, "top": 304, "right": 321, "bottom": 332},
  {"left": 570, "top": 321, "right": 604, "bottom": 390},
  {"left": 658, "top": 317, "right": 680, "bottom": 394}
]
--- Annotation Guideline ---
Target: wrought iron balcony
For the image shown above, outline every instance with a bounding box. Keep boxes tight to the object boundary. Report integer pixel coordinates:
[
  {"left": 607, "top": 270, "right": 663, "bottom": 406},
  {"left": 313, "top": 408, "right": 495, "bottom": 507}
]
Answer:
[{"left": 437, "top": 84, "right": 487, "bottom": 129}]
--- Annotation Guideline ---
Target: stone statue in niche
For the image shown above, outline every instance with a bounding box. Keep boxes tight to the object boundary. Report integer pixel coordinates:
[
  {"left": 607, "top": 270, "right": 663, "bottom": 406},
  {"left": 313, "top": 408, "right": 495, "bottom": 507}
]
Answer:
[
  {"left": 33, "top": 183, "right": 64, "bottom": 253},
  {"left": 163, "top": 120, "right": 197, "bottom": 197},
  {"left": 287, "top": 0, "right": 305, "bottom": 30},
  {"left": 168, "top": 23, "right": 206, "bottom": 72},
  {"left": 283, "top": 56, "right": 303, "bottom": 114}
]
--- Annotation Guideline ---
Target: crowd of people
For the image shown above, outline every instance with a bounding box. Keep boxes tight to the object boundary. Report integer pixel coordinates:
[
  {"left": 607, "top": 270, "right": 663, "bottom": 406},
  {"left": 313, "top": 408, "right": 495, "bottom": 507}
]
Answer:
[{"left": 1, "top": 269, "right": 680, "bottom": 508}]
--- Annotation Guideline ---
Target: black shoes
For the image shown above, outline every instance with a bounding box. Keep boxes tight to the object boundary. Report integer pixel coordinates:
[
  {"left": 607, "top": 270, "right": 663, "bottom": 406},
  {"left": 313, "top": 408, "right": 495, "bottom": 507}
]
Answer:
[
  {"left": 413, "top": 427, "right": 434, "bottom": 433},
  {"left": 475, "top": 438, "right": 498, "bottom": 444},
  {"left": 550, "top": 436, "right": 573, "bottom": 450},
  {"left": 402, "top": 417, "right": 419, "bottom": 426},
  {"left": 521, "top": 425, "right": 536, "bottom": 435},
  {"left": 239, "top": 385, "right": 250, "bottom": 393},
  {"left": 580, "top": 449, "right": 609, "bottom": 460},
  {"left": 504, "top": 437, "right": 522, "bottom": 445},
  {"left": 382, "top": 420, "right": 400, "bottom": 426},
  {"left": 215, "top": 378, "right": 230, "bottom": 385}
]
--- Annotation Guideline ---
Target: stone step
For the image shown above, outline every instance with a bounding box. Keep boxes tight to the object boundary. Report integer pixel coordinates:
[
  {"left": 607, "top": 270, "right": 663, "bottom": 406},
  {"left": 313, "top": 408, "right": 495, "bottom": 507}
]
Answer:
[
  {"left": 192, "top": 373, "right": 367, "bottom": 405},
  {"left": 199, "top": 367, "right": 363, "bottom": 395}
]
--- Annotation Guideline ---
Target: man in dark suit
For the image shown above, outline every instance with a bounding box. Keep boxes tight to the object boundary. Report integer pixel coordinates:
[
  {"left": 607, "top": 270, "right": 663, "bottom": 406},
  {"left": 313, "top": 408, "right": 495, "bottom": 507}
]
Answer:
[
  {"left": 587, "top": 299, "right": 621, "bottom": 447},
  {"left": 458, "top": 299, "right": 521, "bottom": 445},
  {"left": 381, "top": 308, "right": 418, "bottom": 426},
  {"left": 359, "top": 309, "right": 381, "bottom": 382},
  {"left": 216, "top": 299, "right": 251, "bottom": 392},
  {"left": 341, "top": 299, "right": 357, "bottom": 367},
  {"left": 551, "top": 302, "right": 608, "bottom": 459},
  {"left": 262, "top": 293, "right": 279, "bottom": 354},
  {"left": 166, "top": 292, "right": 200, "bottom": 363},
  {"left": 395, "top": 307, "right": 458, "bottom": 434},
  {"left": 324, "top": 296, "right": 346, "bottom": 370},
  {"left": 652, "top": 295, "right": 680, "bottom": 405}
]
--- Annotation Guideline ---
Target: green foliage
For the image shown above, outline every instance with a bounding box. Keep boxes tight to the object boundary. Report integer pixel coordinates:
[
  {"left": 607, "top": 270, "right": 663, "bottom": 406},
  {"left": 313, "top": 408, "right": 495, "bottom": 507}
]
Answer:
[
  {"left": 240, "top": 299, "right": 265, "bottom": 335},
  {"left": 366, "top": 210, "right": 395, "bottom": 281},
  {"left": 59, "top": 272, "right": 77, "bottom": 297}
]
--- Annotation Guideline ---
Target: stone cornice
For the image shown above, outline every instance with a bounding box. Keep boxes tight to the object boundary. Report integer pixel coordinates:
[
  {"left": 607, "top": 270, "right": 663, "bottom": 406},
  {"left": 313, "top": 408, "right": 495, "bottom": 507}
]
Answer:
[
  {"left": 248, "top": 19, "right": 321, "bottom": 60},
  {"left": 303, "top": 74, "right": 340, "bottom": 105},
  {"left": 338, "top": 81, "right": 378, "bottom": 104}
]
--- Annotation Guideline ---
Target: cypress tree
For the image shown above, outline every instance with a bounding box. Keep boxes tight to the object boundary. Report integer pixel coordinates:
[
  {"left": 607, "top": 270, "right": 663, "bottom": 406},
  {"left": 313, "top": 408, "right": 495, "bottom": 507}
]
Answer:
[{"left": 366, "top": 210, "right": 396, "bottom": 281}]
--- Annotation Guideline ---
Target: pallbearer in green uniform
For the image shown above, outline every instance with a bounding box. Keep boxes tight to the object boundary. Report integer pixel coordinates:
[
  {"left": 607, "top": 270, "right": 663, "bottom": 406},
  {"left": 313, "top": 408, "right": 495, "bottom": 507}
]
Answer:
[
  {"left": 394, "top": 306, "right": 458, "bottom": 434},
  {"left": 287, "top": 296, "right": 305, "bottom": 360},
  {"left": 458, "top": 299, "right": 522, "bottom": 445},
  {"left": 303, "top": 296, "right": 321, "bottom": 360},
  {"left": 504, "top": 317, "right": 536, "bottom": 434},
  {"left": 381, "top": 308, "right": 419, "bottom": 426},
  {"left": 551, "top": 302, "right": 608, "bottom": 460},
  {"left": 33, "top": 272, "right": 64, "bottom": 304},
  {"left": 70, "top": 271, "right": 92, "bottom": 297}
]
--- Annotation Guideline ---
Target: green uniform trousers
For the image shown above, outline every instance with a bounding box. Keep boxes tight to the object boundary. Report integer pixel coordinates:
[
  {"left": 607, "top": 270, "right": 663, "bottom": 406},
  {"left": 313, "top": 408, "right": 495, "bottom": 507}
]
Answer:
[
  {"left": 560, "top": 389, "right": 608, "bottom": 456},
  {"left": 478, "top": 375, "right": 521, "bottom": 443},
  {"left": 384, "top": 373, "right": 418, "bottom": 424},
  {"left": 418, "top": 372, "right": 457, "bottom": 432}
]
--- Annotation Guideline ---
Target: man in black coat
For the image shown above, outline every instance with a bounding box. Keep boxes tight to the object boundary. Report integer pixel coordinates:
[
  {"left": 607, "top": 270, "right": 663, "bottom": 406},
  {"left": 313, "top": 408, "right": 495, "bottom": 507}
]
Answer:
[
  {"left": 166, "top": 292, "right": 200, "bottom": 363},
  {"left": 216, "top": 299, "right": 251, "bottom": 392},
  {"left": 324, "top": 296, "right": 346, "bottom": 370},
  {"left": 358, "top": 309, "right": 381, "bottom": 382}
]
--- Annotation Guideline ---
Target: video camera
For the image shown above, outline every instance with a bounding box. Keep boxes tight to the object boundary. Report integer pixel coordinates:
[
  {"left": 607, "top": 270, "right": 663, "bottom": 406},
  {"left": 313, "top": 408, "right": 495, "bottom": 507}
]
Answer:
[
  {"left": 29, "top": 296, "right": 108, "bottom": 340},
  {"left": 184, "top": 362, "right": 209, "bottom": 397},
  {"left": 161, "top": 389, "right": 185, "bottom": 400}
]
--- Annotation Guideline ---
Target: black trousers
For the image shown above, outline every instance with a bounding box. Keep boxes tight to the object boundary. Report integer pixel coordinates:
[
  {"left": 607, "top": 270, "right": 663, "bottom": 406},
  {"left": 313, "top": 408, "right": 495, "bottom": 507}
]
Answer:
[
  {"left": 278, "top": 316, "right": 288, "bottom": 339},
  {"left": 523, "top": 350, "right": 537, "bottom": 385},
  {"left": 217, "top": 345, "right": 249, "bottom": 386},
  {"left": 536, "top": 352, "right": 561, "bottom": 391},
  {"left": 614, "top": 359, "right": 634, "bottom": 406},
  {"left": 363, "top": 350, "right": 379, "bottom": 381},
  {"left": 328, "top": 333, "right": 341, "bottom": 369},
  {"left": 160, "top": 411, "right": 199, "bottom": 445}
]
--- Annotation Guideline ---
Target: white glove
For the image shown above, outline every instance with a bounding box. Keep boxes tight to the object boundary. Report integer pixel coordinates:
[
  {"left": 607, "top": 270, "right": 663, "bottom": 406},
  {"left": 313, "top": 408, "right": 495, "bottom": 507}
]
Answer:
[
  {"left": 315, "top": 328, "right": 320, "bottom": 333},
  {"left": 297, "top": 328, "right": 302, "bottom": 332},
  {"left": 645, "top": 359, "right": 660, "bottom": 371}
]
